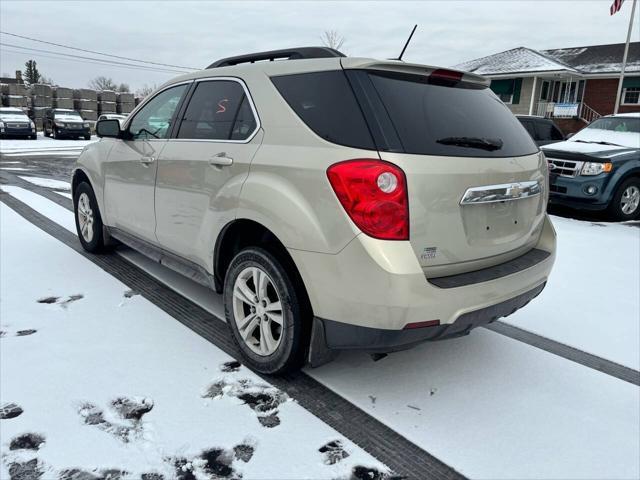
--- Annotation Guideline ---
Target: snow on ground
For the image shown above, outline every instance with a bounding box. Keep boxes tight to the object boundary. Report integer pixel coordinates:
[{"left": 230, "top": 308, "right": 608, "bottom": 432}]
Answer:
[
  {"left": 18, "top": 175, "right": 71, "bottom": 191},
  {"left": 2, "top": 184, "right": 639, "bottom": 479},
  {"left": 0, "top": 203, "right": 387, "bottom": 479},
  {"left": 505, "top": 216, "right": 640, "bottom": 369},
  {"left": 0, "top": 133, "right": 96, "bottom": 156}
]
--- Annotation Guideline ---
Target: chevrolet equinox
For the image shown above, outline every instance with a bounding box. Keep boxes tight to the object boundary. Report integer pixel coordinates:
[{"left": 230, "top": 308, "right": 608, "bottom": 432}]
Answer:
[{"left": 72, "top": 47, "right": 557, "bottom": 374}]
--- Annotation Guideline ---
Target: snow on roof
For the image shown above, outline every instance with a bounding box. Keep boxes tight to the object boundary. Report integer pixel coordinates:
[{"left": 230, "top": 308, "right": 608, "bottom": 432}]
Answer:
[
  {"left": 455, "top": 43, "right": 640, "bottom": 77},
  {"left": 542, "top": 43, "right": 640, "bottom": 74},
  {"left": 453, "top": 47, "right": 578, "bottom": 76}
]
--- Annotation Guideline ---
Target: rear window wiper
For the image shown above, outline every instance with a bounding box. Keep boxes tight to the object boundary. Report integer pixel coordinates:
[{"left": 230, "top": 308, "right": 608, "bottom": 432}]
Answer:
[
  {"left": 574, "top": 140, "right": 623, "bottom": 147},
  {"left": 436, "top": 136, "right": 503, "bottom": 151}
]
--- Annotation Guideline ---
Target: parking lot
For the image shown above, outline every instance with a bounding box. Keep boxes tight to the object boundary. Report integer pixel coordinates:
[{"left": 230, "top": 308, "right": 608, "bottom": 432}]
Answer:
[{"left": 1, "top": 145, "right": 638, "bottom": 479}]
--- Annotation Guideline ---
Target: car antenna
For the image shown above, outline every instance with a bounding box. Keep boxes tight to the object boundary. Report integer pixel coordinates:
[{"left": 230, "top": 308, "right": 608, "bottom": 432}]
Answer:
[{"left": 396, "top": 24, "right": 417, "bottom": 61}]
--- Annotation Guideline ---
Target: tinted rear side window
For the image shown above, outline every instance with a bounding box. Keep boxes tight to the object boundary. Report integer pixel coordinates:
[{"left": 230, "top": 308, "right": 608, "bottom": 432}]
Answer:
[
  {"left": 271, "top": 71, "right": 375, "bottom": 150},
  {"left": 178, "top": 80, "right": 257, "bottom": 141},
  {"left": 364, "top": 71, "right": 538, "bottom": 157}
]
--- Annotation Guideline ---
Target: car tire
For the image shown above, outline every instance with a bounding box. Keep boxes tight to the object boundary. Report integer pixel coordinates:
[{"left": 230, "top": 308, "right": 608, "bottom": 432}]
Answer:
[
  {"left": 74, "top": 182, "right": 108, "bottom": 253},
  {"left": 224, "top": 247, "right": 307, "bottom": 374},
  {"left": 52, "top": 127, "right": 58, "bottom": 139},
  {"left": 44, "top": 127, "right": 50, "bottom": 137},
  {"left": 84, "top": 134, "right": 91, "bottom": 140},
  {"left": 30, "top": 134, "right": 37, "bottom": 140},
  {"left": 608, "top": 178, "right": 640, "bottom": 221}
]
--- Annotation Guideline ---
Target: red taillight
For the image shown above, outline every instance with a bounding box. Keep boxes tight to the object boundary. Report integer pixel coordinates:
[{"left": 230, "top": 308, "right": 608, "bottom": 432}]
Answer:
[
  {"left": 429, "top": 69, "right": 463, "bottom": 84},
  {"left": 327, "top": 159, "right": 409, "bottom": 241}
]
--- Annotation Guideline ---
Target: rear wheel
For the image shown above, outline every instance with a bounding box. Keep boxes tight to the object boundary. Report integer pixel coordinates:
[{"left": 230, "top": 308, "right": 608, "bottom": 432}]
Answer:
[
  {"left": 74, "top": 182, "right": 107, "bottom": 253},
  {"left": 608, "top": 178, "right": 640, "bottom": 221},
  {"left": 224, "top": 247, "right": 306, "bottom": 374}
]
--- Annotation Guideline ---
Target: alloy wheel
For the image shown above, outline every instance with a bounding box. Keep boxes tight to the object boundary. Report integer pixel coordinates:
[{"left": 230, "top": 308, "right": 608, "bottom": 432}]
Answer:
[
  {"left": 232, "top": 266, "right": 283, "bottom": 356},
  {"left": 620, "top": 185, "right": 640, "bottom": 215},
  {"left": 77, "top": 192, "right": 94, "bottom": 243}
]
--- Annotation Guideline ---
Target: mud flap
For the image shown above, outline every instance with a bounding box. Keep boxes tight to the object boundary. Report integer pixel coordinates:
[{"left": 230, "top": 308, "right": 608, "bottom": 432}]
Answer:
[{"left": 308, "top": 317, "right": 339, "bottom": 368}]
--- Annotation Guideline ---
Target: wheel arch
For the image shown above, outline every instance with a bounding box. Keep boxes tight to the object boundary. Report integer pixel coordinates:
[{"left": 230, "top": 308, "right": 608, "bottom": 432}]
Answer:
[{"left": 214, "top": 219, "right": 310, "bottom": 309}]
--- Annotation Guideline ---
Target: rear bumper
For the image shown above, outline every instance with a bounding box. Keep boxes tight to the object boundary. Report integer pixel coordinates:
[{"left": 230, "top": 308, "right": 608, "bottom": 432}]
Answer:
[
  {"left": 318, "top": 282, "right": 546, "bottom": 352},
  {"left": 290, "top": 214, "right": 556, "bottom": 334}
]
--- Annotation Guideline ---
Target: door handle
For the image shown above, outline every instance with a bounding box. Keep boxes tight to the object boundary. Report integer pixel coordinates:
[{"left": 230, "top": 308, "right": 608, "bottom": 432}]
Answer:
[
  {"left": 210, "top": 152, "right": 233, "bottom": 167},
  {"left": 140, "top": 156, "right": 155, "bottom": 165}
]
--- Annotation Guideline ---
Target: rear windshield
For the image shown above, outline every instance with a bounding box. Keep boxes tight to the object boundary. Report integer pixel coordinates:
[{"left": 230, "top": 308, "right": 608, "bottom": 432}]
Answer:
[{"left": 361, "top": 70, "right": 538, "bottom": 157}]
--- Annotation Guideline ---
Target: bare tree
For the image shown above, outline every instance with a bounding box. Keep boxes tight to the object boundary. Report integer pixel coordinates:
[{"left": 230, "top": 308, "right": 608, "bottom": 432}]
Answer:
[
  {"left": 321, "top": 30, "right": 345, "bottom": 51},
  {"left": 88, "top": 76, "right": 118, "bottom": 91},
  {"left": 136, "top": 83, "right": 157, "bottom": 98}
]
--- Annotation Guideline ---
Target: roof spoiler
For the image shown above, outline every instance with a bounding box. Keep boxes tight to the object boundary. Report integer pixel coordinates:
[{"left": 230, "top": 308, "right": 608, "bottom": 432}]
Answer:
[{"left": 207, "top": 47, "right": 345, "bottom": 69}]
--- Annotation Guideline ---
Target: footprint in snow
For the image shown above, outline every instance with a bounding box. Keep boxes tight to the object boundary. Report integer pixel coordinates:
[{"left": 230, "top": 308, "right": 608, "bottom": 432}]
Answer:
[
  {"left": 350, "top": 466, "right": 400, "bottom": 480},
  {"left": 16, "top": 329, "right": 37, "bottom": 337},
  {"left": 78, "top": 396, "right": 153, "bottom": 443},
  {"left": 203, "top": 378, "right": 287, "bottom": 428},
  {"left": 220, "top": 360, "right": 241, "bottom": 372},
  {"left": 6, "top": 459, "right": 44, "bottom": 480},
  {"left": 319, "top": 440, "right": 350, "bottom": 465},
  {"left": 9, "top": 432, "right": 46, "bottom": 451},
  {"left": 0, "top": 402, "right": 24, "bottom": 419},
  {"left": 59, "top": 468, "right": 129, "bottom": 480},
  {"left": 170, "top": 443, "right": 247, "bottom": 480},
  {"left": 36, "top": 294, "right": 84, "bottom": 308}
]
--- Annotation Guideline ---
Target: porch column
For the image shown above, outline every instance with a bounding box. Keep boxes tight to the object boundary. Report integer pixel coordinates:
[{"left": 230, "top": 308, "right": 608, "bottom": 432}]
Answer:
[{"left": 528, "top": 76, "right": 538, "bottom": 115}]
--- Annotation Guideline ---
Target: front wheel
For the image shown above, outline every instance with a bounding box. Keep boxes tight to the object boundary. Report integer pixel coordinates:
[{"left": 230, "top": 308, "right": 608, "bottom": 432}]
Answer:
[
  {"left": 224, "top": 247, "right": 307, "bottom": 374},
  {"left": 608, "top": 178, "right": 640, "bottom": 221},
  {"left": 84, "top": 134, "right": 91, "bottom": 140},
  {"left": 52, "top": 127, "right": 58, "bottom": 139},
  {"left": 73, "top": 182, "right": 108, "bottom": 253}
]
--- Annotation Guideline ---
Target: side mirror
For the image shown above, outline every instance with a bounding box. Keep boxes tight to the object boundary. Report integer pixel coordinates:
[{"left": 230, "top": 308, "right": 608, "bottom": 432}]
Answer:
[
  {"left": 96, "top": 119, "right": 122, "bottom": 138},
  {"left": 565, "top": 132, "right": 574, "bottom": 139}
]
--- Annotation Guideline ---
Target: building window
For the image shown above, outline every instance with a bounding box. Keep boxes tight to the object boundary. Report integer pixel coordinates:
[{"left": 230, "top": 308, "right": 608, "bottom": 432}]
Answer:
[
  {"left": 498, "top": 93, "right": 513, "bottom": 104},
  {"left": 489, "top": 78, "right": 522, "bottom": 105},
  {"left": 622, "top": 87, "right": 640, "bottom": 105}
]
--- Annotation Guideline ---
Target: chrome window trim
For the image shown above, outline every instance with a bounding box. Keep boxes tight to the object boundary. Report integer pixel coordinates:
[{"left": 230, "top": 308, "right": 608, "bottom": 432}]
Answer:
[
  {"left": 169, "top": 76, "right": 261, "bottom": 145},
  {"left": 460, "top": 180, "right": 542, "bottom": 205}
]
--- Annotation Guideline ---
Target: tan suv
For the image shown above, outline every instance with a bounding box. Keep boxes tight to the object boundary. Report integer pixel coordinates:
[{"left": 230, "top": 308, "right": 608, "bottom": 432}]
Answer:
[{"left": 72, "top": 47, "right": 556, "bottom": 374}]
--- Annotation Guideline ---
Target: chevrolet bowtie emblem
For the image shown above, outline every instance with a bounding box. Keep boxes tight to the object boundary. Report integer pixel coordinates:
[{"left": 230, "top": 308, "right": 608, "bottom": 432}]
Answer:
[{"left": 507, "top": 184, "right": 522, "bottom": 198}]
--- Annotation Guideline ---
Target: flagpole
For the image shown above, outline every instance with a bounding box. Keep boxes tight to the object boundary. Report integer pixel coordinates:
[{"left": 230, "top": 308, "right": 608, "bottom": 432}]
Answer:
[{"left": 614, "top": 0, "right": 637, "bottom": 114}]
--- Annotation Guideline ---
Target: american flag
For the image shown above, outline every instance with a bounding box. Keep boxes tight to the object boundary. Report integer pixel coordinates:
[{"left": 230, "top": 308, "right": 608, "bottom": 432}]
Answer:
[{"left": 610, "top": 0, "right": 625, "bottom": 15}]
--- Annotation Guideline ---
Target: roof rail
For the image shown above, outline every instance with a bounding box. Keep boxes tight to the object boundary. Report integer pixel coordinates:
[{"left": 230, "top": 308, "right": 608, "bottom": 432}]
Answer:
[{"left": 207, "top": 47, "right": 345, "bottom": 69}]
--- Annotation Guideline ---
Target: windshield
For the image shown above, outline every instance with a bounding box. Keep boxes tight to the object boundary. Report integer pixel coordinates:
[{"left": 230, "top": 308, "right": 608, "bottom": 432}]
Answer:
[
  {"left": 583, "top": 117, "right": 640, "bottom": 133},
  {"left": 571, "top": 117, "right": 640, "bottom": 149},
  {"left": 361, "top": 70, "right": 539, "bottom": 157},
  {"left": 0, "top": 109, "right": 28, "bottom": 120},
  {"left": 54, "top": 111, "right": 83, "bottom": 120}
]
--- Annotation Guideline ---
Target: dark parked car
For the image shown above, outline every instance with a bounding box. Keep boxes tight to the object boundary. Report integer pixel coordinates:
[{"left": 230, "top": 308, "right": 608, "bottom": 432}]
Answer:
[
  {"left": 43, "top": 109, "right": 91, "bottom": 140},
  {"left": 517, "top": 115, "right": 565, "bottom": 146},
  {"left": 0, "top": 107, "right": 37, "bottom": 139},
  {"left": 542, "top": 113, "right": 640, "bottom": 221}
]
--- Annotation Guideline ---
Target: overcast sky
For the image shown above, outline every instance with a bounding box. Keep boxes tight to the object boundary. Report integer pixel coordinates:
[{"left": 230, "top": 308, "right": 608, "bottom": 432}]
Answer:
[{"left": 0, "top": 0, "right": 637, "bottom": 92}]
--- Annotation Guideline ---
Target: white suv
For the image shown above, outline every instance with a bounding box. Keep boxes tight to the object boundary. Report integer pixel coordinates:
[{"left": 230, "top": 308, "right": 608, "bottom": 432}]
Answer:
[{"left": 72, "top": 47, "right": 556, "bottom": 374}]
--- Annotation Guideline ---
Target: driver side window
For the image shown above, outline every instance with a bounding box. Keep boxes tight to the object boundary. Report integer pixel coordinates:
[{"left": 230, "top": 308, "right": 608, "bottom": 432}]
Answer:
[{"left": 128, "top": 84, "right": 188, "bottom": 140}]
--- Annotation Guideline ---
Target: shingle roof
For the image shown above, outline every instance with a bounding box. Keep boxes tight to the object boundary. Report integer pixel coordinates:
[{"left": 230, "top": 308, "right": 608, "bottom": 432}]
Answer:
[
  {"left": 542, "top": 42, "right": 640, "bottom": 74},
  {"left": 454, "top": 43, "right": 640, "bottom": 76},
  {"left": 453, "top": 47, "right": 578, "bottom": 75}
]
